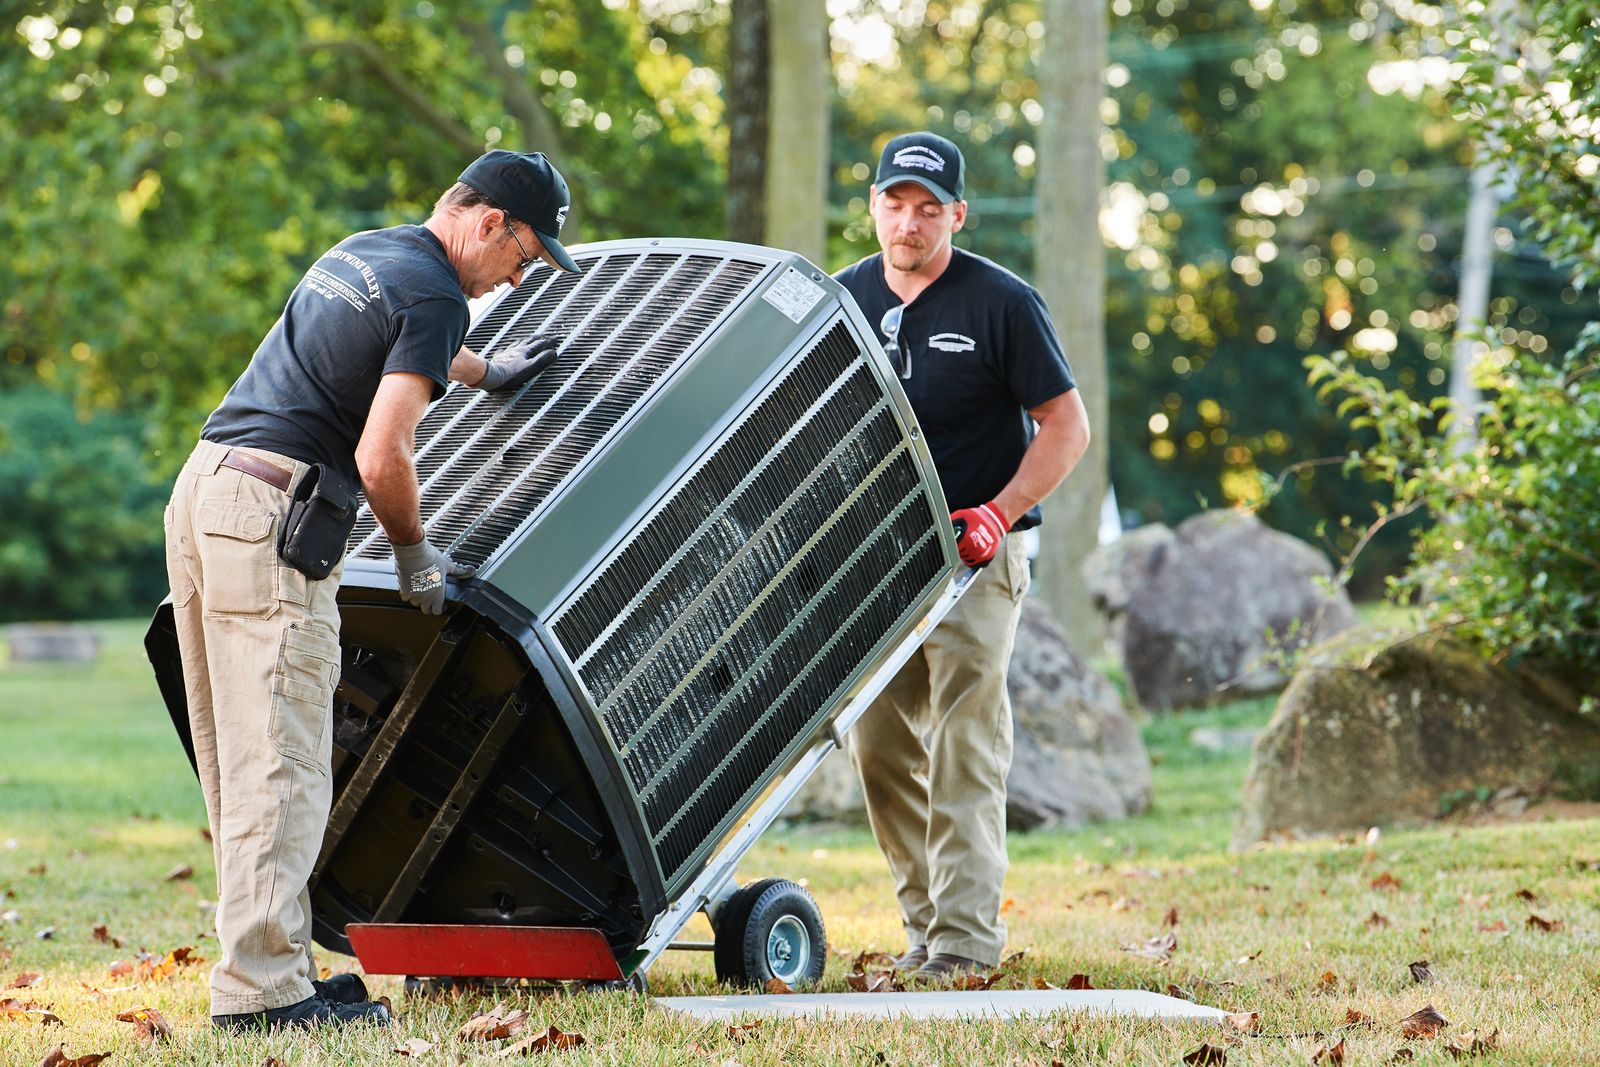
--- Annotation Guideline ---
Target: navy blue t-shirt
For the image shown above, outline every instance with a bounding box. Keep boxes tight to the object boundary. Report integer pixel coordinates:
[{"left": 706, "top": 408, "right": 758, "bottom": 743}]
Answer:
[
  {"left": 835, "top": 247, "right": 1076, "bottom": 530},
  {"left": 202, "top": 225, "right": 468, "bottom": 483}
]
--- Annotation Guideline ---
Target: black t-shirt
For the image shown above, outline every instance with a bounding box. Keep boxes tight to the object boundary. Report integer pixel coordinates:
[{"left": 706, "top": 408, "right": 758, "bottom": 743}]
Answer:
[
  {"left": 835, "top": 247, "right": 1076, "bottom": 530},
  {"left": 202, "top": 225, "right": 468, "bottom": 482}
]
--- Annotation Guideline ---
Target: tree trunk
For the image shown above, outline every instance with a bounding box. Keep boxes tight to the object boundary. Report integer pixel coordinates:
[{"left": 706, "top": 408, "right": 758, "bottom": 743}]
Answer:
[
  {"left": 762, "top": 0, "right": 829, "bottom": 265},
  {"left": 1033, "top": 0, "right": 1108, "bottom": 656},
  {"left": 726, "top": 0, "right": 769, "bottom": 245}
]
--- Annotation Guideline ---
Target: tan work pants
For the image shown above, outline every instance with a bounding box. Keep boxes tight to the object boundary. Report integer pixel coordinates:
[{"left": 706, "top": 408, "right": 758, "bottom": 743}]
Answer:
[
  {"left": 164, "top": 440, "right": 345, "bottom": 1015},
  {"left": 849, "top": 536, "right": 1029, "bottom": 966}
]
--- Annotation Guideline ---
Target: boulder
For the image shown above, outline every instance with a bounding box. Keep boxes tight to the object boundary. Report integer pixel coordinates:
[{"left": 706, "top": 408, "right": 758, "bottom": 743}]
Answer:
[
  {"left": 783, "top": 598, "right": 1152, "bottom": 830},
  {"left": 1083, "top": 509, "right": 1357, "bottom": 709},
  {"left": 6, "top": 624, "right": 100, "bottom": 663},
  {"left": 1232, "top": 625, "right": 1600, "bottom": 847}
]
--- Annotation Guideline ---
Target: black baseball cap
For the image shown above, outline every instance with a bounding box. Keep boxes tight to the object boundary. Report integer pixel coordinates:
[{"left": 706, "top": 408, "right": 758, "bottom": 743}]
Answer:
[
  {"left": 874, "top": 132, "right": 965, "bottom": 204},
  {"left": 458, "top": 149, "right": 582, "bottom": 274}
]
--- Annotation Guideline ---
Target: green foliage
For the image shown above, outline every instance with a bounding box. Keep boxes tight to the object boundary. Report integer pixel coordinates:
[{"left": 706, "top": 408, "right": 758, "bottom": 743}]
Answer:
[
  {"left": 0, "top": 387, "right": 168, "bottom": 622},
  {"left": 1295, "top": 0, "right": 1600, "bottom": 677}
]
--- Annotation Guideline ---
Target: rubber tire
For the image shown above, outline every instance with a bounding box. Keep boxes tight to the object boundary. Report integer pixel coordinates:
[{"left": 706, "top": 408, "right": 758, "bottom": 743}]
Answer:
[{"left": 712, "top": 877, "right": 826, "bottom": 988}]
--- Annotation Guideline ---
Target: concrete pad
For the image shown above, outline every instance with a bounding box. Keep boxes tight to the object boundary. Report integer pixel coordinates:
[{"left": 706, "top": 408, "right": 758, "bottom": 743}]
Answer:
[{"left": 656, "top": 989, "right": 1228, "bottom": 1023}]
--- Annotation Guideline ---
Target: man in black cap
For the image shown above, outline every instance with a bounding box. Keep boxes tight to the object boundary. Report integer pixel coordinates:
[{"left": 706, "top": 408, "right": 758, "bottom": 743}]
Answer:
[
  {"left": 163, "top": 150, "right": 581, "bottom": 1031},
  {"left": 837, "top": 132, "right": 1089, "bottom": 980}
]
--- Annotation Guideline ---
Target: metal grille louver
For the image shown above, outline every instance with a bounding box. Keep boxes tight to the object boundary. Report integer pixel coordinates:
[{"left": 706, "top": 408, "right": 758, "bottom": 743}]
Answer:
[
  {"left": 547, "top": 320, "right": 946, "bottom": 887},
  {"left": 347, "top": 250, "right": 769, "bottom": 567}
]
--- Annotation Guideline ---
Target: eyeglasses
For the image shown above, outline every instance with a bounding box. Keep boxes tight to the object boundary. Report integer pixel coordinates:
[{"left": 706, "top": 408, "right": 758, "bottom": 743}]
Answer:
[
  {"left": 505, "top": 223, "right": 535, "bottom": 274},
  {"left": 880, "top": 304, "right": 910, "bottom": 379}
]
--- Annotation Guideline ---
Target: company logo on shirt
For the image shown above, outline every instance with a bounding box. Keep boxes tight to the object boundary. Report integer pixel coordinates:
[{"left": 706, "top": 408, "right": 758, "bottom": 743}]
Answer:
[
  {"left": 928, "top": 332, "right": 976, "bottom": 353},
  {"left": 892, "top": 146, "right": 946, "bottom": 173}
]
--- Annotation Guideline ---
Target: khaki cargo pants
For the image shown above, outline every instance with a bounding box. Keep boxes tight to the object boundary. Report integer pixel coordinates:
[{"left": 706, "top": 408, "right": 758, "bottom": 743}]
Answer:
[
  {"left": 164, "top": 439, "right": 345, "bottom": 1015},
  {"left": 849, "top": 535, "right": 1028, "bottom": 967}
]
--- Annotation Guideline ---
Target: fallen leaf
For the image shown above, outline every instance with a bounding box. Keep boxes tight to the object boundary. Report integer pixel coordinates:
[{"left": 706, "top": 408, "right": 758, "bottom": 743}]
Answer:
[
  {"left": 1398, "top": 1005, "right": 1449, "bottom": 1038},
  {"left": 1316, "top": 971, "right": 1339, "bottom": 994},
  {"left": 1163, "top": 906, "right": 1180, "bottom": 928},
  {"left": 764, "top": 978, "right": 794, "bottom": 995},
  {"left": 394, "top": 1037, "right": 433, "bottom": 1057},
  {"left": 844, "top": 970, "right": 896, "bottom": 993},
  {"left": 263, "top": 1058, "right": 286, "bottom": 1067},
  {"left": 1443, "top": 1028, "right": 1499, "bottom": 1058},
  {"left": 106, "top": 961, "right": 134, "bottom": 977},
  {"left": 725, "top": 1020, "right": 761, "bottom": 1042},
  {"left": 10, "top": 973, "right": 43, "bottom": 989},
  {"left": 1476, "top": 919, "right": 1508, "bottom": 935},
  {"left": 1370, "top": 872, "right": 1402, "bottom": 891},
  {"left": 2, "top": 996, "right": 61, "bottom": 1025},
  {"left": 1065, "top": 973, "right": 1094, "bottom": 990},
  {"left": 954, "top": 972, "right": 1004, "bottom": 991},
  {"left": 1030, "top": 975, "right": 1059, "bottom": 990},
  {"left": 496, "top": 1025, "right": 585, "bottom": 1057},
  {"left": 1526, "top": 913, "right": 1564, "bottom": 933},
  {"left": 1120, "top": 931, "right": 1177, "bottom": 960},
  {"left": 1514, "top": 888, "right": 1537, "bottom": 903},
  {"left": 1000, "top": 896, "right": 1015, "bottom": 914},
  {"left": 164, "top": 864, "right": 194, "bottom": 882},
  {"left": 458, "top": 1003, "right": 530, "bottom": 1041},
  {"left": 115, "top": 1005, "right": 173, "bottom": 1044},
  {"left": 1182, "top": 1042, "right": 1228, "bottom": 1065},
  {"left": 89, "top": 926, "right": 122, "bottom": 950},
  {"left": 1407, "top": 960, "right": 1433, "bottom": 984},
  {"left": 1365, "top": 911, "right": 1391, "bottom": 929},
  {"left": 1235, "top": 949, "right": 1263, "bottom": 965},
  {"left": 27, "top": 865, "right": 45, "bottom": 877},
  {"left": 1000, "top": 949, "right": 1028, "bottom": 968},
  {"left": 199, "top": 827, "right": 213, "bottom": 842},
  {"left": 136, "top": 945, "right": 203, "bottom": 982},
  {"left": 1166, "top": 983, "right": 1193, "bottom": 1001},
  {"left": 1342, "top": 1009, "right": 1373, "bottom": 1026},
  {"left": 1225, "top": 1011, "right": 1260, "bottom": 1034},
  {"left": 36, "top": 1047, "right": 111, "bottom": 1067},
  {"left": 849, "top": 950, "right": 896, "bottom": 971},
  {"left": 1310, "top": 1038, "right": 1345, "bottom": 1064},
  {"left": 1389, "top": 1050, "right": 1415, "bottom": 1062}
]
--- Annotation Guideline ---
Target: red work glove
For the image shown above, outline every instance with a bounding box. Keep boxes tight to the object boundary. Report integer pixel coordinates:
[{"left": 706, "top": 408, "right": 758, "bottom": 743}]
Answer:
[{"left": 950, "top": 500, "right": 1011, "bottom": 567}]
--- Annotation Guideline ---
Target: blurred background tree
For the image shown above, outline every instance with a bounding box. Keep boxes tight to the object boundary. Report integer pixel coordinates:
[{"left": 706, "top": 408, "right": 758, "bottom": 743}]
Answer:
[{"left": 1, "top": 0, "right": 1588, "bottom": 621}]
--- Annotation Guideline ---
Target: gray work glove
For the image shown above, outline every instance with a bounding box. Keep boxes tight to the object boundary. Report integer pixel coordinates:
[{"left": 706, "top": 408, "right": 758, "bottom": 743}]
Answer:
[
  {"left": 476, "top": 331, "right": 562, "bottom": 391},
  {"left": 392, "top": 539, "right": 474, "bottom": 615}
]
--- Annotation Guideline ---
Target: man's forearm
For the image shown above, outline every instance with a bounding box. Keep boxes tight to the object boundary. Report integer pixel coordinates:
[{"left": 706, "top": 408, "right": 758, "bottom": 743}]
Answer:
[
  {"left": 992, "top": 391, "right": 1092, "bottom": 524},
  {"left": 360, "top": 450, "right": 426, "bottom": 547},
  {"left": 448, "top": 345, "right": 488, "bottom": 387}
]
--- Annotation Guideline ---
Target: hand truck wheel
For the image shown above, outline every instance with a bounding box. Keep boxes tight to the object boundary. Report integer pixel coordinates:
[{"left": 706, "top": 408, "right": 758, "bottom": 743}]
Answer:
[{"left": 712, "top": 877, "right": 826, "bottom": 988}]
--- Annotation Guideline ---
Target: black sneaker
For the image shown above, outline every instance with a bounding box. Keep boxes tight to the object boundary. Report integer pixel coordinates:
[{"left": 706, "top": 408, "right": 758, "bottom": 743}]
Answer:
[
  {"left": 213, "top": 994, "right": 392, "bottom": 1032},
  {"left": 313, "top": 972, "right": 369, "bottom": 1005}
]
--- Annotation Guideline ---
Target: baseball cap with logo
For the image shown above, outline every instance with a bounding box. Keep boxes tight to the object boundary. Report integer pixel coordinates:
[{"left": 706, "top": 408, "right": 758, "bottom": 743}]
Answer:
[
  {"left": 874, "top": 131, "right": 965, "bottom": 204},
  {"left": 458, "top": 149, "right": 583, "bottom": 274}
]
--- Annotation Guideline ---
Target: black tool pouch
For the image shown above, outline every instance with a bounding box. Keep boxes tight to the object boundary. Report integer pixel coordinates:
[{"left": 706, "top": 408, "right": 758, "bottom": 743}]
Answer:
[{"left": 277, "top": 463, "right": 358, "bottom": 580}]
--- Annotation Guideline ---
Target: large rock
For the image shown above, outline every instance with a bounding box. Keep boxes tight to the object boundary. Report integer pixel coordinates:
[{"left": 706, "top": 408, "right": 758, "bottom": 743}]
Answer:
[
  {"left": 783, "top": 598, "right": 1152, "bottom": 830},
  {"left": 1233, "top": 625, "right": 1600, "bottom": 847},
  {"left": 1084, "top": 509, "right": 1357, "bottom": 709}
]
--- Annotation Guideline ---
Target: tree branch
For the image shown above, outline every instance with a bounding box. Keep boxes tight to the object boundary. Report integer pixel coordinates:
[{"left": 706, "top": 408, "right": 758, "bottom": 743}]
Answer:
[{"left": 302, "top": 37, "right": 482, "bottom": 157}]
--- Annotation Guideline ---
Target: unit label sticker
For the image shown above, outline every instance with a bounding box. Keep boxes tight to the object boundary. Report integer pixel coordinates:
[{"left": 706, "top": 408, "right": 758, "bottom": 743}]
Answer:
[{"left": 762, "top": 267, "right": 825, "bottom": 324}]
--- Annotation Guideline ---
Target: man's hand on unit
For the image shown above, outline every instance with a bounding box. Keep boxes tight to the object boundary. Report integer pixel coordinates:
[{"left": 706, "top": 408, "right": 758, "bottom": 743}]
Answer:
[
  {"left": 950, "top": 501, "right": 1010, "bottom": 567},
  {"left": 392, "top": 539, "right": 474, "bottom": 614},
  {"left": 476, "top": 332, "right": 563, "bottom": 391}
]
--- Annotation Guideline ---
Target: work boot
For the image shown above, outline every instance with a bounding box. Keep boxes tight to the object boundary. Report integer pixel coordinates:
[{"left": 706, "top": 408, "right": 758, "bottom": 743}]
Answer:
[
  {"left": 893, "top": 945, "right": 929, "bottom": 972},
  {"left": 313, "top": 972, "right": 369, "bottom": 1005},
  {"left": 916, "top": 953, "right": 990, "bottom": 982},
  {"left": 213, "top": 994, "right": 392, "bottom": 1032}
]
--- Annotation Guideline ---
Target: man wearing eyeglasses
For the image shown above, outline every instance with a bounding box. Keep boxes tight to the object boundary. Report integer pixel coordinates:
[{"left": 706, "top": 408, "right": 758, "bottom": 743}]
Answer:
[
  {"left": 836, "top": 132, "right": 1090, "bottom": 981},
  {"left": 163, "top": 150, "right": 581, "bottom": 1032}
]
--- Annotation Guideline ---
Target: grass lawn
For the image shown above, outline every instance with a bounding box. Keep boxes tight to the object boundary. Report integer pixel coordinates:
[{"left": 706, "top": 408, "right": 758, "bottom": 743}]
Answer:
[{"left": 3, "top": 618, "right": 1598, "bottom": 1064}]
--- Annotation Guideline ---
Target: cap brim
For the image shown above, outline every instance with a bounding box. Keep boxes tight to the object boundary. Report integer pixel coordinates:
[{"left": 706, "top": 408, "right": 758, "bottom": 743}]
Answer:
[
  {"left": 876, "top": 174, "right": 957, "bottom": 204},
  {"left": 533, "top": 229, "right": 583, "bottom": 274}
]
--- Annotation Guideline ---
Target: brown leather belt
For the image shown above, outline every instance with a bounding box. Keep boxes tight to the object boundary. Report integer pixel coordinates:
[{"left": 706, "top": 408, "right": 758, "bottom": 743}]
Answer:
[{"left": 219, "top": 449, "right": 293, "bottom": 492}]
